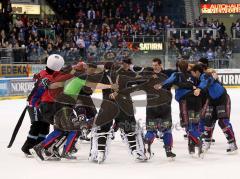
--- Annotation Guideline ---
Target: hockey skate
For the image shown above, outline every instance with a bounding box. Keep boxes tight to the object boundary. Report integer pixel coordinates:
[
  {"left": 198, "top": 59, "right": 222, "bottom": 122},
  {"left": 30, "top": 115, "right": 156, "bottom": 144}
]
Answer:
[
  {"left": 61, "top": 151, "right": 77, "bottom": 160},
  {"left": 165, "top": 146, "right": 176, "bottom": 161},
  {"left": 188, "top": 140, "right": 195, "bottom": 156},
  {"left": 197, "top": 140, "right": 204, "bottom": 159},
  {"left": 226, "top": 142, "right": 238, "bottom": 154},
  {"left": 97, "top": 151, "right": 106, "bottom": 164},
  {"left": 202, "top": 140, "right": 211, "bottom": 153},
  {"left": 31, "top": 143, "right": 51, "bottom": 161},
  {"left": 183, "top": 134, "right": 188, "bottom": 140},
  {"left": 145, "top": 143, "right": 154, "bottom": 159},
  {"left": 201, "top": 133, "right": 215, "bottom": 144},
  {"left": 21, "top": 139, "right": 37, "bottom": 158},
  {"left": 88, "top": 151, "right": 106, "bottom": 164},
  {"left": 69, "top": 145, "right": 78, "bottom": 155},
  {"left": 21, "top": 146, "right": 33, "bottom": 158},
  {"left": 88, "top": 152, "right": 98, "bottom": 162},
  {"left": 31, "top": 143, "right": 61, "bottom": 161},
  {"left": 131, "top": 150, "right": 148, "bottom": 162}
]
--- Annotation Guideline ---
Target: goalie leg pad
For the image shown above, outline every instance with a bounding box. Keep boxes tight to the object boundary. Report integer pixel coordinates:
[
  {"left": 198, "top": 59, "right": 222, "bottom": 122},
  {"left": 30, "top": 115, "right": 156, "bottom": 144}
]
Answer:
[
  {"left": 63, "top": 131, "right": 79, "bottom": 153},
  {"left": 89, "top": 127, "right": 113, "bottom": 162},
  {"left": 121, "top": 125, "right": 146, "bottom": 159},
  {"left": 42, "top": 129, "right": 64, "bottom": 148}
]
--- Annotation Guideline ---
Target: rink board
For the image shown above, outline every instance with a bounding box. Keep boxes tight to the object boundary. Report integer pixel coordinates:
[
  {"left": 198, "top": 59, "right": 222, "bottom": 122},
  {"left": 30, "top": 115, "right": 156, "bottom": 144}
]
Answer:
[{"left": 1, "top": 69, "right": 240, "bottom": 100}]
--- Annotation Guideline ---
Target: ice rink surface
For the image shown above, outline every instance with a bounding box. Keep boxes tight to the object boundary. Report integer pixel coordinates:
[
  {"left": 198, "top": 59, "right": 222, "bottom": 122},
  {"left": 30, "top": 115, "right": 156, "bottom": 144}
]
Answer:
[{"left": 0, "top": 89, "right": 240, "bottom": 179}]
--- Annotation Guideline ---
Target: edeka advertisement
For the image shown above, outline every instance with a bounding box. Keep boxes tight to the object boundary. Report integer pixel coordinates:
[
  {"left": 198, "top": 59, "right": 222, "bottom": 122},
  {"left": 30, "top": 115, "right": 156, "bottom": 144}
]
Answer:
[
  {"left": 0, "top": 64, "right": 30, "bottom": 77},
  {"left": 0, "top": 64, "right": 45, "bottom": 78}
]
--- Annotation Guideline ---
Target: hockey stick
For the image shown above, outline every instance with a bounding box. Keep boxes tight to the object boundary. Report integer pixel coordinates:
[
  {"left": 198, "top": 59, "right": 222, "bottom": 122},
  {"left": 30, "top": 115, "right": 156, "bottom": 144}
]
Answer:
[{"left": 7, "top": 106, "right": 28, "bottom": 148}]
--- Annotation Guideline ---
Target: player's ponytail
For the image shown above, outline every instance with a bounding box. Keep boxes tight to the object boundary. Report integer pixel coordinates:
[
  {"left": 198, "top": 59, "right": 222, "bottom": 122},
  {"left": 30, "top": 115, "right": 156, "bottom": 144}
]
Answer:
[{"left": 177, "top": 60, "right": 189, "bottom": 73}]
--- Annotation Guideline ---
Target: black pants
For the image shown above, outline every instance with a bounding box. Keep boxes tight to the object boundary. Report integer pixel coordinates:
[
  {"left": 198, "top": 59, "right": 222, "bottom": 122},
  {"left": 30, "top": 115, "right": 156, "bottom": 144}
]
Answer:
[
  {"left": 201, "top": 92, "right": 230, "bottom": 126},
  {"left": 96, "top": 99, "right": 137, "bottom": 151},
  {"left": 39, "top": 102, "right": 57, "bottom": 124},
  {"left": 22, "top": 106, "right": 50, "bottom": 151},
  {"left": 27, "top": 106, "right": 50, "bottom": 140},
  {"left": 179, "top": 92, "right": 202, "bottom": 127},
  {"left": 146, "top": 101, "right": 172, "bottom": 131}
]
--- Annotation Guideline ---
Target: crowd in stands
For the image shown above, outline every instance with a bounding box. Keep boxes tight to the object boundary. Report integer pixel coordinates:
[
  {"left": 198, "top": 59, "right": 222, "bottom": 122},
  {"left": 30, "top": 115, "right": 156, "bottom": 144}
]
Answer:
[
  {"left": 0, "top": 0, "right": 183, "bottom": 63},
  {"left": 0, "top": 0, "right": 236, "bottom": 65},
  {"left": 168, "top": 18, "right": 232, "bottom": 64},
  {"left": 231, "top": 19, "right": 240, "bottom": 38}
]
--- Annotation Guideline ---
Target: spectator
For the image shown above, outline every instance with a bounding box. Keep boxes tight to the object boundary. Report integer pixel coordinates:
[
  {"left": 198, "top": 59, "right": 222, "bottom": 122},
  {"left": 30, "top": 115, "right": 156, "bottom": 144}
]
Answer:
[
  {"left": 206, "top": 48, "right": 215, "bottom": 60},
  {"left": 87, "top": 8, "right": 96, "bottom": 20}
]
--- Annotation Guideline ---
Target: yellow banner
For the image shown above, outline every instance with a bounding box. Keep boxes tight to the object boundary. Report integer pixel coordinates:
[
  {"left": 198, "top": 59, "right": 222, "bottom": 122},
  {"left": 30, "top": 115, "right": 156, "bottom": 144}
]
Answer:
[
  {"left": 12, "top": 4, "right": 40, "bottom": 15},
  {"left": 0, "top": 64, "right": 31, "bottom": 77}
]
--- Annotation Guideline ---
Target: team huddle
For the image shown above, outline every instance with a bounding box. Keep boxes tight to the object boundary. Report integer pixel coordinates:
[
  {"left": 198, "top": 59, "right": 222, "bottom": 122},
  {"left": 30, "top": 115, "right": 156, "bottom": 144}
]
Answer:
[{"left": 19, "top": 54, "right": 238, "bottom": 164}]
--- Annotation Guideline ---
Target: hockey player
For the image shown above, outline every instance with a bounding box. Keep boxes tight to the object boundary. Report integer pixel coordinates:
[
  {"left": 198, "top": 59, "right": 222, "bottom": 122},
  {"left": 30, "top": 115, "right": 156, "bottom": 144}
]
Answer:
[
  {"left": 31, "top": 62, "right": 115, "bottom": 161},
  {"left": 190, "top": 64, "right": 238, "bottom": 153},
  {"left": 196, "top": 58, "right": 216, "bottom": 143},
  {"left": 22, "top": 54, "right": 71, "bottom": 157},
  {"left": 28, "top": 55, "right": 84, "bottom": 160},
  {"left": 88, "top": 62, "right": 116, "bottom": 164},
  {"left": 155, "top": 60, "right": 204, "bottom": 157},
  {"left": 89, "top": 59, "right": 147, "bottom": 164},
  {"left": 142, "top": 58, "right": 176, "bottom": 159},
  {"left": 21, "top": 74, "right": 50, "bottom": 156},
  {"left": 110, "top": 59, "right": 147, "bottom": 161}
]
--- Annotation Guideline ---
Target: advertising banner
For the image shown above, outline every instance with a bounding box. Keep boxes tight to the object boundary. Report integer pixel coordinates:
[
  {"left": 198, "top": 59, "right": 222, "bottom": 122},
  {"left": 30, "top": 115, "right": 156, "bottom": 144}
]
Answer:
[
  {"left": 30, "top": 64, "right": 45, "bottom": 76},
  {"left": 201, "top": 4, "right": 240, "bottom": 14},
  {"left": 0, "top": 64, "right": 45, "bottom": 78},
  {"left": 0, "top": 79, "right": 9, "bottom": 96},
  {"left": 0, "top": 64, "right": 30, "bottom": 78},
  {"left": 9, "top": 79, "right": 34, "bottom": 96},
  {"left": 11, "top": 4, "right": 40, "bottom": 15},
  {"left": 216, "top": 69, "right": 240, "bottom": 87}
]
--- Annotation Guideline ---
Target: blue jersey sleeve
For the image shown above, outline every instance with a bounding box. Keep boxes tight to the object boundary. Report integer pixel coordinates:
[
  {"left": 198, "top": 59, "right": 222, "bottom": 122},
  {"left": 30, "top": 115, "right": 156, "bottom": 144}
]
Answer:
[
  {"left": 198, "top": 74, "right": 212, "bottom": 90},
  {"left": 30, "top": 85, "right": 45, "bottom": 107},
  {"left": 162, "top": 73, "right": 177, "bottom": 89}
]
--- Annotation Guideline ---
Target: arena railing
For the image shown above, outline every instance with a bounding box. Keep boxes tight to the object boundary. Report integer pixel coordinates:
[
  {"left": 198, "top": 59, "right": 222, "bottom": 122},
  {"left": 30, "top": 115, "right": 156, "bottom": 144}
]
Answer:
[
  {"left": 166, "top": 28, "right": 218, "bottom": 40},
  {"left": 36, "top": 28, "right": 56, "bottom": 40},
  {"left": 122, "top": 34, "right": 165, "bottom": 43},
  {"left": 233, "top": 29, "right": 240, "bottom": 39}
]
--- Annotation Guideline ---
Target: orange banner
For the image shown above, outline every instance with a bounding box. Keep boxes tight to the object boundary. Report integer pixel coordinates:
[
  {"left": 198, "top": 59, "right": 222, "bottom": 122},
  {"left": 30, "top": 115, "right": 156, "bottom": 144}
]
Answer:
[{"left": 201, "top": 4, "right": 240, "bottom": 14}]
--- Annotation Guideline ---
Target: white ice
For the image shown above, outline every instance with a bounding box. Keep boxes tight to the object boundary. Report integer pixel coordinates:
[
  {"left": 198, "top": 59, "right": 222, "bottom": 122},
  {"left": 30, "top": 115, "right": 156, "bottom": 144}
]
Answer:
[{"left": 0, "top": 89, "right": 240, "bottom": 179}]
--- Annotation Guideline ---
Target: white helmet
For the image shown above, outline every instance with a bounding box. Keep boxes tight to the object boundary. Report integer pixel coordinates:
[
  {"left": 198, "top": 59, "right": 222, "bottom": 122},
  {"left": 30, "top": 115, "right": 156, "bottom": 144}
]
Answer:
[{"left": 46, "top": 54, "right": 65, "bottom": 71}]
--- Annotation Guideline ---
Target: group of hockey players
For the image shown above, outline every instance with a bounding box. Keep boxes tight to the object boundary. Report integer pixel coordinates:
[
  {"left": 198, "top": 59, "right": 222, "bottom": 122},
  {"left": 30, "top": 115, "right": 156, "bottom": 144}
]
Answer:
[{"left": 20, "top": 53, "right": 238, "bottom": 164}]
